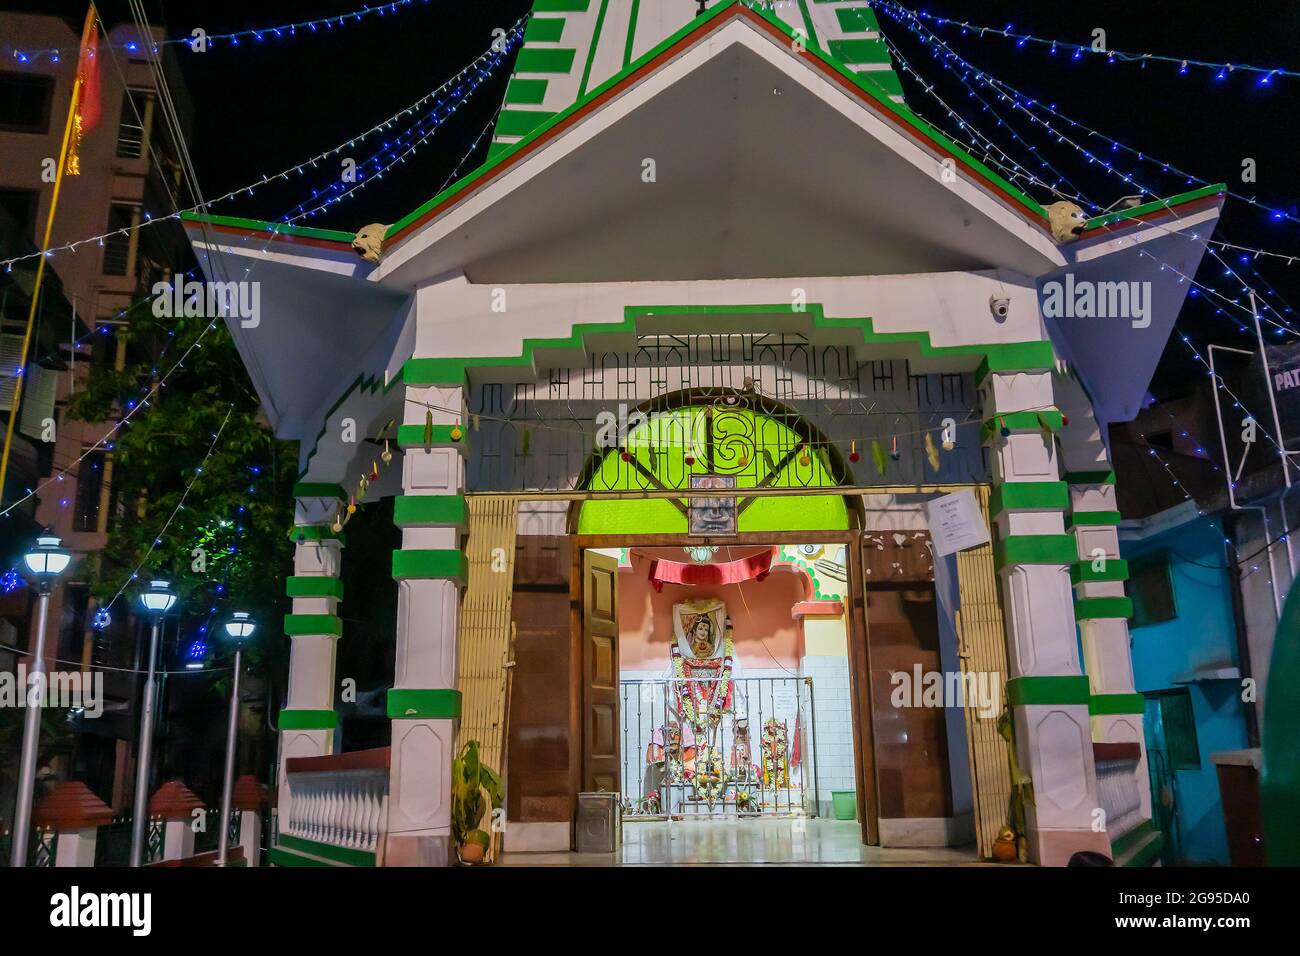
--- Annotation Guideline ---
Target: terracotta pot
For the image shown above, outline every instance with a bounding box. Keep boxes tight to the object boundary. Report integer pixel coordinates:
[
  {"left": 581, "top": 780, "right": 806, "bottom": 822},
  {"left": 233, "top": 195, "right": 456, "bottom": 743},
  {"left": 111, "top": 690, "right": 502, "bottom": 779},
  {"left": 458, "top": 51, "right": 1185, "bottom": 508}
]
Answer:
[
  {"left": 458, "top": 842, "right": 486, "bottom": 865},
  {"left": 992, "top": 839, "right": 1018, "bottom": 862}
]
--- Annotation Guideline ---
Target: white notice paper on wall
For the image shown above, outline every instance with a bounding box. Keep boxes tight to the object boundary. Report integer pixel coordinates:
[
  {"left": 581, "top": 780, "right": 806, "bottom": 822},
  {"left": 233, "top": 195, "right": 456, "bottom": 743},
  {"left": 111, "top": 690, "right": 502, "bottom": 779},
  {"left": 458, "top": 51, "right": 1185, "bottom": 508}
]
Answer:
[{"left": 924, "top": 490, "right": 991, "bottom": 556}]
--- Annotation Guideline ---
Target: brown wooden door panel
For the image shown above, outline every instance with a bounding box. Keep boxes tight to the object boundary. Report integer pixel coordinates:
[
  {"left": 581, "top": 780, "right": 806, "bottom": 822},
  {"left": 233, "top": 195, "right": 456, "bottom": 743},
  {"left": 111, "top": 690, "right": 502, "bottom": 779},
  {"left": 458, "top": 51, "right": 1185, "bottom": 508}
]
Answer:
[{"left": 582, "top": 550, "right": 620, "bottom": 793}]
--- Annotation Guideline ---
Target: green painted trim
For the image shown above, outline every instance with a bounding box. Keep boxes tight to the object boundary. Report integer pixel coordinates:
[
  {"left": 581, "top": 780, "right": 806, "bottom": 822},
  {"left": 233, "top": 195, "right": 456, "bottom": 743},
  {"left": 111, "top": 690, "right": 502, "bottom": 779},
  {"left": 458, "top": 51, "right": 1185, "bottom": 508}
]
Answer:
[
  {"left": 288, "top": 524, "right": 344, "bottom": 543},
  {"left": 1070, "top": 559, "right": 1129, "bottom": 584},
  {"left": 286, "top": 576, "right": 345, "bottom": 600},
  {"left": 1123, "top": 830, "right": 1165, "bottom": 867},
  {"left": 994, "top": 534, "right": 1077, "bottom": 570},
  {"left": 835, "top": 6, "right": 881, "bottom": 31},
  {"left": 1109, "top": 819, "right": 1154, "bottom": 858},
  {"left": 1065, "top": 470, "right": 1116, "bottom": 485},
  {"left": 533, "top": 0, "right": 590, "bottom": 10},
  {"left": 974, "top": 342, "right": 1056, "bottom": 383},
  {"left": 989, "top": 481, "right": 1069, "bottom": 516},
  {"left": 624, "top": 0, "right": 641, "bottom": 67},
  {"left": 983, "top": 410, "right": 1064, "bottom": 438},
  {"left": 578, "top": 0, "right": 612, "bottom": 97},
  {"left": 1084, "top": 184, "right": 1225, "bottom": 230},
  {"left": 828, "top": 38, "right": 891, "bottom": 64},
  {"left": 524, "top": 17, "right": 566, "bottom": 43},
  {"left": 284, "top": 614, "right": 343, "bottom": 637},
  {"left": 393, "top": 495, "right": 468, "bottom": 528},
  {"left": 395, "top": 423, "right": 469, "bottom": 452},
  {"left": 277, "top": 709, "right": 338, "bottom": 730},
  {"left": 405, "top": 303, "right": 1048, "bottom": 386},
  {"left": 496, "top": 108, "right": 557, "bottom": 138},
  {"left": 505, "top": 77, "right": 549, "bottom": 105},
  {"left": 292, "top": 482, "right": 345, "bottom": 500},
  {"left": 294, "top": 367, "right": 405, "bottom": 483},
  {"left": 1067, "top": 510, "right": 1123, "bottom": 529},
  {"left": 278, "top": 834, "right": 375, "bottom": 867},
  {"left": 179, "top": 211, "right": 354, "bottom": 244},
  {"left": 387, "top": 688, "right": 463, "bottom": 719},
  {"left": 268, "top": 847, "right": 335, "bottom": 867},
  {"left": 1006, "top": 675, "right": 1090, "bottom": 707},
  {"left": 1075, "top": 596, "right": 1134, "bottom": 621},
  {"left": 796, "top": 0, "right": 819, "bottom": 50},
  {"left": 1089, "top": 692, "right": 1146, "bottom": 715},
  {"left": 392, "top": 549, "right": 469, "bottom": 583},
  {"left": 515, "top": 47, "right": 577, "bottom": 74}
]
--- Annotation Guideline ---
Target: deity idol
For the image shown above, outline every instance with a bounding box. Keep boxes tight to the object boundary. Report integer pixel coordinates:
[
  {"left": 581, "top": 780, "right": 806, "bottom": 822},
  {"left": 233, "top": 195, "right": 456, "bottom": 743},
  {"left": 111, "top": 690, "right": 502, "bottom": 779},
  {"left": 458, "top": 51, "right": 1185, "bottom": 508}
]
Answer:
[{"left": 666, "top": 598, "right": 745, "bottom": 736}]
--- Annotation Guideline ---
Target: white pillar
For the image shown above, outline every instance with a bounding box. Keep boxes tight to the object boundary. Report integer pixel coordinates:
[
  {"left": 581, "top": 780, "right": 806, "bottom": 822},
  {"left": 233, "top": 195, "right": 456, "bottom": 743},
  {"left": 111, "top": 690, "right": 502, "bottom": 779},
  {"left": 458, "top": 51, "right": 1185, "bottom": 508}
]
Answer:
[
  {"left": 385, "top": 383, "right": 469, "bottom": 866},
  {"left": 238, "top": 810, "right": 262, "bottom": 867},
  {"left": 51, "top": 827, "right": 98, "bottom": 866},
  {"left": 278, "top": 493, "right": 346, "bottom": 825},
  {"left": 982, "top": 361, "right": 1109, "bottom": 866}
]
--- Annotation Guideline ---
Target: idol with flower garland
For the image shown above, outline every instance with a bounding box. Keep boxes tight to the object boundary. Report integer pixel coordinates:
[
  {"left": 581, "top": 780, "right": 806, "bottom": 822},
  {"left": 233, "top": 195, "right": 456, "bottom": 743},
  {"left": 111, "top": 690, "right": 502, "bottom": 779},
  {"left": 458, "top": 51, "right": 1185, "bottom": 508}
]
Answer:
[{"left": 666, "top": 598, "right": 746, "bottom": 736}]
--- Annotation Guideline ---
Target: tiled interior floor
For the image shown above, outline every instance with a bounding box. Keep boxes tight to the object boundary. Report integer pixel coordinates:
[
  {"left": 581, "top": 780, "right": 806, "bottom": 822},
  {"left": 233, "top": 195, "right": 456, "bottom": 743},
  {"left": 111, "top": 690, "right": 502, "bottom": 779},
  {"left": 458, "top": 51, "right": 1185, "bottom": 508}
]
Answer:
[{"left": 500, "top": 818, "right": 982, "bottom": 866}]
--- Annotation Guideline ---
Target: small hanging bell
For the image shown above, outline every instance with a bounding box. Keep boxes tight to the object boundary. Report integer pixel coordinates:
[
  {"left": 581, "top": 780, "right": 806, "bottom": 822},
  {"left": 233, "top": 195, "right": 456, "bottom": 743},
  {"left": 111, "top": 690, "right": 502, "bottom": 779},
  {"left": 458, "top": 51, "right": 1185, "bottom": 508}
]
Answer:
[
  {"left": 381, "top": 439, "right": 393, "bottom": 465},
  {"left": 848, "top": 440, "right": 860, "bottom": 464}
]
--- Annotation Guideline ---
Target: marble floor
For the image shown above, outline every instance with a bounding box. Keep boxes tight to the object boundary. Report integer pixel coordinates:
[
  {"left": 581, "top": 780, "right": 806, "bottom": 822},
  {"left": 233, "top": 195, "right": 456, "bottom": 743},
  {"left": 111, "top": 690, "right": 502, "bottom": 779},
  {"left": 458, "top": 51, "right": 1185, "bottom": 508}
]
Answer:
[{"left": 499, "top": 818, "right": 983, "bottom": 866}]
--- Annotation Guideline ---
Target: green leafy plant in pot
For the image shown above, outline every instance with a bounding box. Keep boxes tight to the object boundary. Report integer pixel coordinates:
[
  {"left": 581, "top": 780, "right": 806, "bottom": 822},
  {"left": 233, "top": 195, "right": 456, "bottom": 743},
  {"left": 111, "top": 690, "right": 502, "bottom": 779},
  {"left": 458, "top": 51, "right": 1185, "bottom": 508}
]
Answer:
[{"left": 451, "top": 741, "right": 503, "bottom": 864}]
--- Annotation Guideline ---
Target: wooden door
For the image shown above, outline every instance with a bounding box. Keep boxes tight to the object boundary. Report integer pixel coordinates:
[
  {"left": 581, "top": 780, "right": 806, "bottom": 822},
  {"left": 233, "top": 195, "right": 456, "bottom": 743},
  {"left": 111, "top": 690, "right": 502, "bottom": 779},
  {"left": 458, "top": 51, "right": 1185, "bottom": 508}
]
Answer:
[
  {"left": 581, "top": 550, "right": 620, "bottom": 793},
  {"left": 845, "top": 534, "right": 881, "bottom": 845}
]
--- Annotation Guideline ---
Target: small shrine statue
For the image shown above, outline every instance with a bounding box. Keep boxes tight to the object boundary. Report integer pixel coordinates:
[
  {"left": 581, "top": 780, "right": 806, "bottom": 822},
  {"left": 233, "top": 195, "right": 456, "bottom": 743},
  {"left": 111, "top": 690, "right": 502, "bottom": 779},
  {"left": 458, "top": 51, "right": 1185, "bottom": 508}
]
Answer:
[
  {"left": 761, "top": 717, "right": 790, "bottom": 789},
  {"left": 666, "top": 598, "right": 745, "bottom": 736},
  {"left": 644, "top": 720, "right": 696, "bottom": 795},
  {"left": 730, "top": 718, "right": 758, "bottom": 783}
]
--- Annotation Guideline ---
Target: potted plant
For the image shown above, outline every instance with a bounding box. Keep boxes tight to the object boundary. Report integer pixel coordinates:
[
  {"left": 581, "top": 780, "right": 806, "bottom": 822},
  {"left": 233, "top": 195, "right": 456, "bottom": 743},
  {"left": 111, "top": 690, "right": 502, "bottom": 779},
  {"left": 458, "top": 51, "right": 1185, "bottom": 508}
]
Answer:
[{"left": 450, "top": 741, "right": 503, "bottom": 865}]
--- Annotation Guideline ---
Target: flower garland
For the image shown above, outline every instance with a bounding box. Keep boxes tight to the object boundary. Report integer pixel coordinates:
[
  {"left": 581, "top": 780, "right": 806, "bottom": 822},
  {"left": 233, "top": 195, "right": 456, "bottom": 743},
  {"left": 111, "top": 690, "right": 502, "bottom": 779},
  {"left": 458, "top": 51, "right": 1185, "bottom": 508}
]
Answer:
[{"left": 671, "top": 633, "right": 735, "bottom": 728}]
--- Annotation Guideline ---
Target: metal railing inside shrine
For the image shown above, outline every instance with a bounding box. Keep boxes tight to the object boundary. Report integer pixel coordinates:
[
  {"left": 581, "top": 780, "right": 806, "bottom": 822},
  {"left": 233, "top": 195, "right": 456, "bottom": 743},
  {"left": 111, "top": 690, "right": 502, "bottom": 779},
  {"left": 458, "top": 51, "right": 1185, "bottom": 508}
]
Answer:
[{"left": 619, "top": 676, "right": 818, "bottom": 820}]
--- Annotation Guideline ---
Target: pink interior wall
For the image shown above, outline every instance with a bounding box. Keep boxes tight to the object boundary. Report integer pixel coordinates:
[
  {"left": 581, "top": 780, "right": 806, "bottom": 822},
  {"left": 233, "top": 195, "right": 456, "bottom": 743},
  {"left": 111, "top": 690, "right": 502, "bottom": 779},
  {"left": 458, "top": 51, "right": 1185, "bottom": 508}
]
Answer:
[{"left": 617, "top": 550, "right": 808, "bottom": 671}]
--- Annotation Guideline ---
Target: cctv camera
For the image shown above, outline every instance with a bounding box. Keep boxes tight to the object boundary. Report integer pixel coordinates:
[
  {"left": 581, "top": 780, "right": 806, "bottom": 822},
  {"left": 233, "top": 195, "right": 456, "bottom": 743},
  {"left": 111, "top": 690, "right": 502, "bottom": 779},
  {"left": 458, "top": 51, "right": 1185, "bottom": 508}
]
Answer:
[{"left": 989, "top": 296, "right": 1010, "bottom": 320}]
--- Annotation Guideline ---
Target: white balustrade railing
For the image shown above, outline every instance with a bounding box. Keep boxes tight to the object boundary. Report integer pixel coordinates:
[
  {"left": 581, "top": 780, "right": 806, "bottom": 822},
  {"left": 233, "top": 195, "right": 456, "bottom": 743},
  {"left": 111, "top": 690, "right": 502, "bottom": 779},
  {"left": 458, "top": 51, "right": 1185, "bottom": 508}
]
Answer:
[
  {"left": 283, "top": 748, "right": 390, "bottom": 857},
  {"left": 1095, "top": 755, "right": 1144, "bottom": 843}
]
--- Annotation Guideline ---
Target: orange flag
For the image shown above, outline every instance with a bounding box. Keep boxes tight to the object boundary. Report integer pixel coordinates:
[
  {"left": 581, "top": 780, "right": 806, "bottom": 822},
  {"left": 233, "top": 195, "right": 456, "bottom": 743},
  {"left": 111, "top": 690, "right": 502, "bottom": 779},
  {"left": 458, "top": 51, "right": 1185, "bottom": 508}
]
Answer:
[{"left": 65, "top": 5, "right": 101, "bottom": 176}]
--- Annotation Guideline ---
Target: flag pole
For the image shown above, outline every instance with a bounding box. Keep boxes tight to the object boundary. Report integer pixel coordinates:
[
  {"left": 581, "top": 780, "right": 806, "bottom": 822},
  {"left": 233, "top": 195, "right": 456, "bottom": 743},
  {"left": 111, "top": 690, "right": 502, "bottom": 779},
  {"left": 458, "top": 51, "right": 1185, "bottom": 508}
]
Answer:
[{"left": 0, "top": 3, "right": 97, "bottom": 506}]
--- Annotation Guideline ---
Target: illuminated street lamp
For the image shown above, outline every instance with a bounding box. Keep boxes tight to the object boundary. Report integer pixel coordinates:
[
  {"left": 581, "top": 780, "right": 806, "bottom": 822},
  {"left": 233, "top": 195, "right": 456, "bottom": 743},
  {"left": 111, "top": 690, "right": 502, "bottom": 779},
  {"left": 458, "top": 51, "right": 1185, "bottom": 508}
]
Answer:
[
  {"left": 9, "top": 535, "right": 71, "bottom": 867},
  {"left": 129, "top": 580, "right": 178, "bottom": 867},
  {"left": 217, "top": 612, "right": 256, "bottom": 866}
]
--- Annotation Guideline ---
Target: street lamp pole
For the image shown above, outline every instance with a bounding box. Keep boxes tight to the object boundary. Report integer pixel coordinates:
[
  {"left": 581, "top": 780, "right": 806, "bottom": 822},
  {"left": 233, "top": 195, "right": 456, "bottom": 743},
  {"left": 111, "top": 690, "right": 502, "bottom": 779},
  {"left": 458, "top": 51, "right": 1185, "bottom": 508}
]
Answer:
[
  {"left": 129, "top": 580, "right": 178, "bottom": 867},
  {"left": 9, "top": 534, "right": 71, "bottom": 867},
  {"left": 217, "top": 612, "right": 256, "bottom": 866}
]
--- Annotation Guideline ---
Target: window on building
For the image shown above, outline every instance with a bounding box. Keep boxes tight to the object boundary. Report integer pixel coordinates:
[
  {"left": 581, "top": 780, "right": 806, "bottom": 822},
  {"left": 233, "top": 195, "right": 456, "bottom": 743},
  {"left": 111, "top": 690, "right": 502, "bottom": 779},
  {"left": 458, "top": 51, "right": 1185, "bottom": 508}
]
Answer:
[
  {"left": 1129, "top": 555, "right": 1176, "bottom": 627},
  {"left": 0, "top": 71, "right": 54, "bottom": 133},
  {"left": 115, "top": 89, "right": 152, "bottom": 159},
  {"left": 58, "top": 584, "right": 90, "bottom": 664},
  {"left": 1148, "top": 689, "right": 1201, "bottom": 770},
  {"left": 92, "top": 324, "right": 121, "bottom": 368},
  {"left": 102, "top": 204, "right": 139, "bottom": 275},
  {"left": 74, "top": 450, "right": 106, "bottom": 532},
  {"left": 0, "top": 187, "right": 40, "bottom": 243}
]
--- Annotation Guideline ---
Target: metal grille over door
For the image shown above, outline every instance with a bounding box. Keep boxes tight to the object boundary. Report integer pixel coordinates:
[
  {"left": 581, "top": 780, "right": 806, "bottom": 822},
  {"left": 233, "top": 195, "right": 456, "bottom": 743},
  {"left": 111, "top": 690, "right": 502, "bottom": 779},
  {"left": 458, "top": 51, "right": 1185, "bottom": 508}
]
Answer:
[
  {"left": 455, "top": 496, "right": 519, "bottom": 775},
  {"left": 954, "top": 485, "right": 1012, "bottom": 858}
]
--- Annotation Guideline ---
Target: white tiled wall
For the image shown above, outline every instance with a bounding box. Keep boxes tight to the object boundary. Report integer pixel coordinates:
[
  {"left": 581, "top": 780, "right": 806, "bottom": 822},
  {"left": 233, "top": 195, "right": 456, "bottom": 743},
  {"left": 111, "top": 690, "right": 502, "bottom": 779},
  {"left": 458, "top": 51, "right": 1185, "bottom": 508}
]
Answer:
[{"left": 800, "top": 654, "right": 857, "bottom": 818}]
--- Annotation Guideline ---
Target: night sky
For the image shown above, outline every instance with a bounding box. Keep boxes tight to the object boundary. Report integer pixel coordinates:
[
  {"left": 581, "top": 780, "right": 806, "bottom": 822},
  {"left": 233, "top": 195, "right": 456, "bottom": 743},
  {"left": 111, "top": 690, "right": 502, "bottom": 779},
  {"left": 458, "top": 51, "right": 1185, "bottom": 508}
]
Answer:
[{"left": 8, "top": 0, "right": 1300, "bottom": 397}]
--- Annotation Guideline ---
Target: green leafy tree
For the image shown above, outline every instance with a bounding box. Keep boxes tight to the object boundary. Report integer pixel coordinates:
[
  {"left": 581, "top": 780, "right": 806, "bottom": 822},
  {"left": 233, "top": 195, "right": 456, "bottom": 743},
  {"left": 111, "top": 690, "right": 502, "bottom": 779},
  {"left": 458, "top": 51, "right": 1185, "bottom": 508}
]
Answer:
[{"left": 67, "top": 302, "right": 295, "bottom": 679}]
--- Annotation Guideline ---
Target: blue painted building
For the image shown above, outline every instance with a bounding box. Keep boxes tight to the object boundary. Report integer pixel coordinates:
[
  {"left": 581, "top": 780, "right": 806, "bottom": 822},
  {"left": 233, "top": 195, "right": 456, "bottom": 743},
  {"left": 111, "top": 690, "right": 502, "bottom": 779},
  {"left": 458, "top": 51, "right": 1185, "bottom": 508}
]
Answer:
[{"left": 1119, "top": 502, "right": 1251, "bottom": 865}]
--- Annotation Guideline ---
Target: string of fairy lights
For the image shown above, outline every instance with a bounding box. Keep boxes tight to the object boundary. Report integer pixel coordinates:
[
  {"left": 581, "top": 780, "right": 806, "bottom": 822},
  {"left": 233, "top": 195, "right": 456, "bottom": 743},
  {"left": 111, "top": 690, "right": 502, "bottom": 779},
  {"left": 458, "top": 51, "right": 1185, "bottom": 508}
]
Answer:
[
  {"left": 4, "top": 0, "right": 436, "bottom": 65},
  {"left": 0, "top": 16, "right": 526, "bottom": 272},
  {"left": 870, "top": 1, "right": 1299, "bottom": 84}
]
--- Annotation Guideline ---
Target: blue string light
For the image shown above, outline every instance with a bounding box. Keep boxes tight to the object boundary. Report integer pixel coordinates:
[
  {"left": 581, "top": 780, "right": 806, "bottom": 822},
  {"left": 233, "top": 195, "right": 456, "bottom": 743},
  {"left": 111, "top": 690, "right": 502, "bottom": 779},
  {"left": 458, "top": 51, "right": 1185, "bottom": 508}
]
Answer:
[
  {"left": 870, "top": 0, "right": 1300, "bottom": 82},
  {"left": 5, "top": 0, "right": 435, "bottom": 66}
]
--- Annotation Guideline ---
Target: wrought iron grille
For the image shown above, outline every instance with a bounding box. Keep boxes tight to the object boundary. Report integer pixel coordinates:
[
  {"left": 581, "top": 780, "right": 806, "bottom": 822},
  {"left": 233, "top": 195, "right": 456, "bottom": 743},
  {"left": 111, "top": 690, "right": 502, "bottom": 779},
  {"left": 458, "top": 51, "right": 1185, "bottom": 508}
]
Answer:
[{"left": 464, "top": 336, "right": 986, "bottom": 493}]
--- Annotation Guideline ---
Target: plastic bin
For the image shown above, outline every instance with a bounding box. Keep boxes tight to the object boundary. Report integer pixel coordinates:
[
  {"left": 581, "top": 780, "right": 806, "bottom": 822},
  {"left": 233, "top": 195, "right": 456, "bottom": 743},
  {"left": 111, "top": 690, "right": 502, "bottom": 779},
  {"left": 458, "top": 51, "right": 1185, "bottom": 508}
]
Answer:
[{"left": 831, "top": 790, "right": 857, "bottom": 821}]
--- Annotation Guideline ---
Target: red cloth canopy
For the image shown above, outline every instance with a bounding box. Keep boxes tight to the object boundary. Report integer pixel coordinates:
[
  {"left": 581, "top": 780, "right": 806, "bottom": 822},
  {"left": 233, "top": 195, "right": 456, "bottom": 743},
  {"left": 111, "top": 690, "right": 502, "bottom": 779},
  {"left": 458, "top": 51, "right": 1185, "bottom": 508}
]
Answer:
[{"left": 648, "top": 549, "right": 774, "bottom": 591}]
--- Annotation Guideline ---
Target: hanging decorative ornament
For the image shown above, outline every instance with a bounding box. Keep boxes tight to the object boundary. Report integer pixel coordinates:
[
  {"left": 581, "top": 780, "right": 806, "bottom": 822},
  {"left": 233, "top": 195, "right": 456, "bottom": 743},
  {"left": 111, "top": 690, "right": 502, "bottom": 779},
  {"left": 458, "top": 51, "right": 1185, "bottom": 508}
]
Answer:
[
  {"left": 737, "top": 448, "right": 750, "bottom": 468},
  {"left": 621, "top": 447, "right": 633, "bottom": 463},
  {"left": 848, "top": 440, "right": 860, "bottom": 464},
  {"left": 347, "top": 497, "right": 357, "bottom": 515},
  {"left": 1061, "top": 413, "right": 1070, "bottom": 427},
  {"left": 1036, "top": 413, "right": 1054, "bottom": 440},
  {"left": 357, "top": 475, "right": 369, "bottom": 502},
  {"left": 684, "top": 451, "right": 696, "bottom": 465},
  {"left": 381, "top": 439, "right": 393, "bottom": 465},
  {"left": 925, "top": 431, "right": 941, "bottom": 471},
  {"left": 472, "top": 413, "right": 481, "bottom": 432},
  {"left": 998, "top": 416, "right": 1011, "bottom": 438},
  {"left": 889, "top": 434, "right": 901, "bottom": 462},
  {"left": 521, "top": 428, "right": 531, "bottom": 457},
  {"left": 370, "top": 460, "right": 379, "bottom": 482},
  {"left": 423, "top": 409, "right": 434, "bottom": 446},
  {"left": 799, "top": 444, "right": 811, "bottom": 468},
  {"left": 942, "top": 432, "right": 956, "bottom": 452},
  {"left": 871, "top": 439, "right": 888, "bottom": 476},
  {"left": 331, "top": 514, "right": 344, "bottom": 533},
  {"left": 92, "top": 607, "right": 112, "bottom": 631},
  {"left": 450, "top": 419, "right": 463, "bottom": 442}
]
